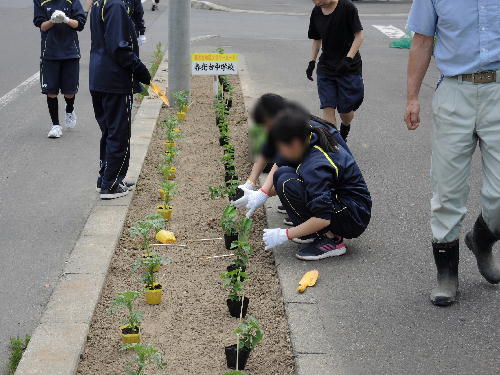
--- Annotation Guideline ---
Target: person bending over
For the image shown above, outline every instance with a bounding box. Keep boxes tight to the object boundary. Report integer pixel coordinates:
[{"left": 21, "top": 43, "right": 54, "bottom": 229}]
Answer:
[
  {"left": 33, "top": 0, "right": 86, "bottom": 138},
  {"left": 306, "top": 0, "right": 364, "bottom": 141},
  {"left": 237, "top": 107, "right": 372, "bottom": 260}
]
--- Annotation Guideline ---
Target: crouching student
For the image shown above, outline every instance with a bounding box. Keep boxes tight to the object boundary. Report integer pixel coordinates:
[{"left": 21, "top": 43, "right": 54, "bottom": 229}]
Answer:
[
  {"left": 242, "top": 107, "right": 371, "bottom": 260},
  {"left": 33, "top": 0, "right": 86, "bottom": 138},
  {"left": 89, "top": 0, "right": 151, "bottom": 199}
]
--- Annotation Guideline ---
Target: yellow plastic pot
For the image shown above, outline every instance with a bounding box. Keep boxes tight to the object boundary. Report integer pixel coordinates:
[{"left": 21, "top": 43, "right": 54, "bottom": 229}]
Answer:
[
  {"left": 120, "top": 325, "right": 141, "bottom": 344},
  {"left": 156, "top": 205, "right": 173, "bottom": 221},
  {"left": 177, "top": 111, "right": 186, "bottom": 122},
  {"left": 142, "top": 253, "right": 160, "bottom": 272},
  {"left": 163, "top": 141, "right": 177, "bottom": 152},
  {"left": 158, "top": 189, "right": 168, "bottom": 200},
  {"left": 164, "top": 167, "right": 176, "bottom": 180},
  {"left": 145, "top": 284, "right": 163, "bottom": 305},
  {"left": 180, "top": 104, "right": 189, "bottom": 113},
  {"left": 173, "top": 128, "right": 181, "bottom": 134},
  {"left": 156, "top": 229, "right": 176, "bottom": 244}
]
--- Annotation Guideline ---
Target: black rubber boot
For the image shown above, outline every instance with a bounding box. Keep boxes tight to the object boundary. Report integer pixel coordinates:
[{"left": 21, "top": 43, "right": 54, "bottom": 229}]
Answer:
[
  {"left": 465, "top": 214, "right": 500, "bottom": 284},
  {"left": 430, "top": 240, "right": 459, "bottom": 307},
  {"left": 340, "top": 123, "right": 350, "bottom": 142}
]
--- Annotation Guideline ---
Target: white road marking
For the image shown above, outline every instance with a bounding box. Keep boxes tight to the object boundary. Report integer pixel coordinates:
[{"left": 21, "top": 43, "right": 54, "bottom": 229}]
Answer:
[
  {"left": 372, "top": 25, "right": 406, "bottom": 39},
  {"left": 0, "top": 72, "right": 39, "bottom": 111},
  {"left": 191, "top": 34, "right": 219, "bottom": 42}
]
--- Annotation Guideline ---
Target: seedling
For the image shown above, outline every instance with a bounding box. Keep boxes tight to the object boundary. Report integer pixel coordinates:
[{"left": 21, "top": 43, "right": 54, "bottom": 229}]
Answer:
[
  {"left": 221, "top": 268, "right": 248, "bottom": 302},
  {"left": 6, "top": 335, "right": 30, "bottom": 375},
  {"left": 229, "top": 218, "right": 253, "bottom": 269},
  {"left": 235, "top": 316, "right": 264, "bottom": 351},
  {"left": 110, "top": 291, "right": 143, "bottom": 333},
  {"left": 172, "top": 90, "right": 189, "bottom": 111},
  {"left": 121, "top": 343, "right": 166, "bottom": 375},
  {"left": 209, "top": 179, "right": 239, "bottom": 200},
  {"left": 133, "top": 253, "right": 172, "bottom": 289},
  {"left": 159, "top": 180, "right": 176, "bottom": 206},
  {"left": 221, "top": 204, "right": 239, "bottom": 236},
  {"left": 216, "top": 100, "right": 229, "bottom": 124},
  {"left": 137, "top": 43, "right": 165, "bottom": 99},
  {"left": 129, "top": 214, "right": 165, "bottom": 253}
]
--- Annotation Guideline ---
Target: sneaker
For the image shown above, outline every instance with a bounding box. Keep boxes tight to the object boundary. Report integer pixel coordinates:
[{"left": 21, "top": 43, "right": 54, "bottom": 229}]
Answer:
[
  {"left": 292, "top": 236, "right": 315, "bottom": 244},
  {"left": 65, "top": 111, "right": 77, "bottom": 129},
  {"left": 47, "top": 125, "right": 63, "bottom": 138},
  {"left": 100, "top": 184, "right": 130, "bottom": 200},
  {"left": 295, "top": 236, "right": 346, "bottom": 261},
  {"left": 96, "top": 180, "right": 135, "bottom": 193},
  {"left": 283, "top": 216, "right": 293, "bottom": 226},
  {"left": 277, "top": 205, "right": 287, "bottom": 214}
]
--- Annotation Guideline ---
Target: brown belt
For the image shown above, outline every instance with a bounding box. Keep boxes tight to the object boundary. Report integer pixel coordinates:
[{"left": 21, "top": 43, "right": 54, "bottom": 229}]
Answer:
[{"left": 451, "top": 71, "right": 497, "bottom": 84}]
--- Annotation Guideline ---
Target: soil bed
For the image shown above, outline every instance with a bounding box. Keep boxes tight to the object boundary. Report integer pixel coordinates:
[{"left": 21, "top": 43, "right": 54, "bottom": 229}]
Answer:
[{"left": 77, "top": 76, "right": 295, "bottom": 374}]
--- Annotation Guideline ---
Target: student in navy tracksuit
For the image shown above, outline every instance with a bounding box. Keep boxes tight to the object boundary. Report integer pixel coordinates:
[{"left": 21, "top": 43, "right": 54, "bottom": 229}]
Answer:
[
  {"left": 33, "top": 0, "right": 86, "bottom": 139},
  {"left": 123, "top": 0, "right": 146, "bottom": 44},
  {"left": 89, "top": 0, "right": 151, "bottom": 199}
]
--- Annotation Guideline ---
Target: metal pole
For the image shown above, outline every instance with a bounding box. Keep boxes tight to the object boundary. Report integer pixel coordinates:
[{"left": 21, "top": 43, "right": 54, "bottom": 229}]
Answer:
[{"left": 168, "top": 0, "right": 191, "bottom": 106}]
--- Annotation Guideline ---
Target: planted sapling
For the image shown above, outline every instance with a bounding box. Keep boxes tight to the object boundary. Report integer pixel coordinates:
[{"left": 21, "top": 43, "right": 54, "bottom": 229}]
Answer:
[
  {"left": 224, "top": 316, "right": 263, "bottom": 370},
  {"left": 110, "top": 291, "right": 143, "bottom": 338},
  {"left": 229, "top": 217, "right": 254, "bottom": 270},
  {"left": 221, "top": 204, "right": 239, "bottom": 249},
  {"left": 172, "top": 90, "right": 189, "bottom": 111},
  {"left": 221, "top": 268, "right": 250, "bottom": 318},
  {"left": 159, "top": 180, "right": 176, "bottom": 206},
  {"left": 129, "top": 214, "right": 165, "bottom": 254},
  {"left": 133, "top": 253, "right": 172, "bottom": 305},
  {"left": 121, "top": 343, "right": 166, "bottom": 375}
]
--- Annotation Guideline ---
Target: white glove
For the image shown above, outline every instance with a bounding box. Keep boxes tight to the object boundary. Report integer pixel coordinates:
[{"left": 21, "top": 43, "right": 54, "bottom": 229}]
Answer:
[
  {"left": 263, "top": 228, "right": 289, "bottom": 250},
  {"left": 138, "top": 34, "right": 147, "bottom": 45},
  {"left": 51, "top": 10, "right": 69, "bottom": 24},
  {"left": 242, "top": 180, "right": 257, "bottom": 191},
  {"left": 245, "top": 189, "right": 269, "bottom": 218}
]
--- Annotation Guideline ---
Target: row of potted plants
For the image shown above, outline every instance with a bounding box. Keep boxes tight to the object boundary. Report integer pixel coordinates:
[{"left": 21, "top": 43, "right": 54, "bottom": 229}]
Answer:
[{"left": 107, "top": 91, "right": 190, "bottom": 374}]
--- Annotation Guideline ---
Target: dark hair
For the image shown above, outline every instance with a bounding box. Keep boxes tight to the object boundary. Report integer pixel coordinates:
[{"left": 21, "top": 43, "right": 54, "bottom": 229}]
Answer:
[
  {"left": 251, "top": 93, "right": 287, "bottom": 125},
  {"left": 269, "top": 107, "right": 338, "bottom": 154}
]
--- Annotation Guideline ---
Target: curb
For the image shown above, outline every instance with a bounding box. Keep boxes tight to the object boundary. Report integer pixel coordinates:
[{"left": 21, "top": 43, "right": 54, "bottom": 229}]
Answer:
[{"left": 14, "top": 59, "right": 169, "bottom": 375}]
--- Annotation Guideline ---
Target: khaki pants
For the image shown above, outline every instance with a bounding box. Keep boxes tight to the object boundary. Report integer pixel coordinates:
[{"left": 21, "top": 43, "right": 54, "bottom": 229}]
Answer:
[{"left": 431, "top": 77, "right": 500, "bottom": 242}]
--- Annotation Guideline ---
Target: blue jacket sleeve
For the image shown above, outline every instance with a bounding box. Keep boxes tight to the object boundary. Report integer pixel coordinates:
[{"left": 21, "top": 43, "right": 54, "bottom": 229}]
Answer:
[
  {"left": 103, "top": 2, "right": 144, "bottom": 72},
  {"left": 71, "top": 0, "right": 87, "bottom": 32},
  {"left": 133, "top": 0, "right": 146, "bottom": 35},
  {"left": 33, "top": 0, "right": 47, "bottom": 28},
  {"left": 300, "top": 162, "right": 338, "bottom": 220}
]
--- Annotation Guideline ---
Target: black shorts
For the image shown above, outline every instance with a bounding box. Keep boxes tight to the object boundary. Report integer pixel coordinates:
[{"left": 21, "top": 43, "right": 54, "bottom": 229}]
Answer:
[
  {"left": 40, "top": 58, "right": 80, "bottom": 95},
  {"left": 317, "top": 72, "right": 364, "bottom": 113}
]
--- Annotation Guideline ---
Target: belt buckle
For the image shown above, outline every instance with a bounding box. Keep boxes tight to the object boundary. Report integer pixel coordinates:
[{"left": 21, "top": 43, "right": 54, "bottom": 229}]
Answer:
[{"left": 474, "top": 71, "right": 495, "bottom": 84}]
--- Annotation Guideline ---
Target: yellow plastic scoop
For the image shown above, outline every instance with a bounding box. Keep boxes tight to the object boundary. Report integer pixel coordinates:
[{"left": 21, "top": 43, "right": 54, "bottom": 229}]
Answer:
[
  {"left": 150, "top": 83, "right": 170, "bottom": 106},
  {"left": 297, "top": 270, "right": 319, "bottom": 293}
]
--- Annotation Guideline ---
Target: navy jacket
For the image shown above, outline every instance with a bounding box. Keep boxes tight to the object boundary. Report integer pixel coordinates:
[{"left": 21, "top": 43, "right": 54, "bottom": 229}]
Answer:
[
  {"left": 33, "top": 0, "right": 86, "bottom": 60},
  {"left": 123, "top": 0, "right": 145, "bottom": 36},
  {"left": 287, "top": 133, "right": 372, "bottom": 233},
  {"left": 89, "top": 0, "right": 145, "bottom": 94}
]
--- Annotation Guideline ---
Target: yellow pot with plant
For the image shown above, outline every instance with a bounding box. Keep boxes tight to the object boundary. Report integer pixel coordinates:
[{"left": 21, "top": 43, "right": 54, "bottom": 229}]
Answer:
[
  {"left": 133, "top": 253, "right": 172, "bottom": 306},
  {"left": 176, "top": 111, "right": 186, "bottom": 122},
  {"left": 156, "top": 205, "right": 173, "bottom": 221},
  {"left": 145, "top": 284, "right": 163, "bottom": 305},
  {"left": 163, "top": 141, "right": 177, "bottom": 152},
  {"left": 120, "top": 325, "right": 141, "bottom": 344},
  {"left": 109, "top": 291, "right": 143, "bottom": 345},
  {"left": 164, "top": 167, "right": 176, "bottom": 180},
  {"left": 142, "top": 253, "right": 160, "bottom": 272}
]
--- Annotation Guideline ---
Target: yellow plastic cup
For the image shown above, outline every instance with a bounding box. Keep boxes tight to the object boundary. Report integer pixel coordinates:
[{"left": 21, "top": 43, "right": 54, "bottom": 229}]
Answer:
[
  {"left": 120, "top": 325, "right": 141, "bottom": 344},
  {"left": 177, "top": 111, "right": 186, "bottom": 121},
  {"left": 156, "top": 205, "right": 173, "bottom": 221},
  {"left": 145, "top": 285, "right": 163, "bottom": 305}
]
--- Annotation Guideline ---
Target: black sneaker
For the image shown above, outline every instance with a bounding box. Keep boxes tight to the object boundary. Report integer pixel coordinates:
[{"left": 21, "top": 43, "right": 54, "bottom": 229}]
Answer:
[
  {"left": 277, "top": 205, "right": 287, "bottom": 214},
  {"left": 295, "top": 236, "right": 346, "bottom": 261},
  {"left": 283, "top": 216, "right": 293, "bottom": 226},
  {"left": 100, "top": 184, "right": 130, "bottom": 200},
  {"left": 96, "top": 179, "right": 135, "bottom": 193}
]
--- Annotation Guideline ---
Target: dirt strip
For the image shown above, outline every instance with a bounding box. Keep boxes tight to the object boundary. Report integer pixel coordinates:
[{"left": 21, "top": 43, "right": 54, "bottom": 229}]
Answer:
[{"left": 76, "top": 76, "right": 295, "bottom": 375}]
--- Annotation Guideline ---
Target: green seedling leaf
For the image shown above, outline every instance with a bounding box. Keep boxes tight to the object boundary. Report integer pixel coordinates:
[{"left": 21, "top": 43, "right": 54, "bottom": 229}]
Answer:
[
  {"left": 235, "top": 316, "right": 264, "bottom": 351},
  {"left": 121, "top": 343, "right": 166, "bottom": 375}
]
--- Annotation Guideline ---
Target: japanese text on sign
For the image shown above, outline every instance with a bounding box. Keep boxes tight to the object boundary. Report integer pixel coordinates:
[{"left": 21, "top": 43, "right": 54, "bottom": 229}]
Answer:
[{"left": 192, "top": 54, "right": 239, "bottom": 75}]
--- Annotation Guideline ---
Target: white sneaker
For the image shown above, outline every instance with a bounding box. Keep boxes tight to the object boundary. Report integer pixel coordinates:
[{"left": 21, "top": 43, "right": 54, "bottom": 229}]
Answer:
[
  {"left": 47, "top": 125, "right": 63, "bottom": 138},
  {"left": 65, "top": 111, "right": 77, "bottom": 129}
]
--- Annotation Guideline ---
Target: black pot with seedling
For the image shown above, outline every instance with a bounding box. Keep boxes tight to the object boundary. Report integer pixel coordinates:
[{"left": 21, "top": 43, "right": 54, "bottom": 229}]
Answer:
[
  {"left": 209, "top": 180, "right": 242, "bottom": 202},
  {"left": 216, "top": 100, "right": 228, "bottom": 126},
  {"left": 221, "top": 268, "right": 249, "bottom": 318},
  {"left": 221, "top": 204, "right": 239, "bottom": 250},
  {"left": 109, "top": 291, "right": 143, "bottom": 344},
  {"left": 227, "top": 218, "right": 253, "bottom": 280},
  {"left": 225, "top": 316, "right": 264, "bottom": 370}
]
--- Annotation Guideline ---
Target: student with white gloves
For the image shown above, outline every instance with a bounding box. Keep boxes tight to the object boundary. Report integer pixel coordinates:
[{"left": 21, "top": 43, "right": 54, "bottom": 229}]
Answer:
[{"left": 33, "top": 0, "right": 86, "bottom": 138}]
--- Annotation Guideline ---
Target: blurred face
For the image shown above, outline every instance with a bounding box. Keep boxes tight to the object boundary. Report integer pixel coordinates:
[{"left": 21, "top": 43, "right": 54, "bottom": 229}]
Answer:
[
  {"left": 312, "top": 0, "right": 335, "bottom": 8},
  {"left": 276, "top": 138, "right": 306, "bottom": 162}
]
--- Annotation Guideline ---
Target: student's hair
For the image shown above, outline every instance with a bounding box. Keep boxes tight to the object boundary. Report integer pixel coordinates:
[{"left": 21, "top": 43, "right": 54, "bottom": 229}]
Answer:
[
  {"left": 251, "top": 93, "right": 287, "bottom": 125},
  {"left": 270, "top": 106, "right": 338, "bottom": 154}
]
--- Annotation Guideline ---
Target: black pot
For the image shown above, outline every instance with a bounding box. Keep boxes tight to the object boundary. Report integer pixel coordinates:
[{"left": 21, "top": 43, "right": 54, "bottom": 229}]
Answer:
[
  {"left": 227, "top": 264, "right": 246, "bottom": 273},
  {"left": 225, "top": 173, "right": 237, "bottom": 183},
  {"left": 219, "top": 136, "right": 228, "bottom": 147},
  {"left": 225, "top": 344, "right": 251, "bottom": 370},
  {"left": 227, "top": 297, "right": 249, "bottom": 318},
  {"left": 224, "top": 233, "right": 238, "bottom": 250},
  {"left": 229, "top": 187, "right": 244, "bottom": 202},
  {"left": 225, "top": 99, "right": 233, "bottom": 110}
]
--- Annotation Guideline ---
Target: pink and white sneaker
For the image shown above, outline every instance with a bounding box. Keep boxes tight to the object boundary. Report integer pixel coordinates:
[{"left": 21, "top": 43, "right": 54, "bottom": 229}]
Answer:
[{"left": 295, "top": 236, "right": 346, "bottom": 261}]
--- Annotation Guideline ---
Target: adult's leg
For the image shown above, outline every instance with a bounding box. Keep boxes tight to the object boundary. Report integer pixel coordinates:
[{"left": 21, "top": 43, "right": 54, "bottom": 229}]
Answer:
[
  {"left": 316, "top": 72, "right": 338, "bottom": 126},
  {"left": 465, "top": 82, "right": 500, "bottom": 284},
  {"left": 91, "top": 92, "right": 108, "bottom": 182},
  {"left": 337, "top": 75, "right": 364, "bottom": 141},
  {"left": 430, "top": 78, "right": 477, "bottom": 306}
]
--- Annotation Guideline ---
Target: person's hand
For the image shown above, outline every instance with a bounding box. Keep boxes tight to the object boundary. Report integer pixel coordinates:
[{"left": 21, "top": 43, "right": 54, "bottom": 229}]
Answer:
[
  {"left": 232, "top": 187, "right": 268, "bottom": 217},
  {"left": 50, "top": 10, "right": 64, "bottom": 23},
  {"left": 306, "top": 61, "right": 316, "bottom": 81},
  {"left": 138, "top": 34, "right": 147, "bottom": 45},
  {"left": 263, "top": 228, "right": 289, "bottom": 250},
  {"left": 335, "top": 57, "right": 354, "bottom": 75},
  {"left": 242, "top": 180, "right": 257, "bottom": 191},
  {"left": 135, "top": 63, "right": 151, "bottom": 85},
  {"left": 404, "top": 98, "right": 420, "bottom": 130}
]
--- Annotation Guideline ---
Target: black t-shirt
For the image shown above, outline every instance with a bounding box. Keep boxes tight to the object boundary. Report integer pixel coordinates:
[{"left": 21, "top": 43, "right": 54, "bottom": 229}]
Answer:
[{"left": 308, "top": 0, "right": 363, "bottom": 76}]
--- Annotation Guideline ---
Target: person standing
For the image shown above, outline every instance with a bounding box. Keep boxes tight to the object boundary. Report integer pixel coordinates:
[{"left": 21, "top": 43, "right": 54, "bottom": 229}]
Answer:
[
  {"left": 123, "top": 0, "right": 147, "bottom": 45},
  {"left": 306, "top": 0, "right": 364, "bottom": 142},
  {"left": 33, "top": 0, "right": 86, "bottom": 138},
  {"left": 405, "top": 0, "right": 500, "bottom": 306},
  {"left": 89, "top": 0, "right": 151, "bottom": 199}
]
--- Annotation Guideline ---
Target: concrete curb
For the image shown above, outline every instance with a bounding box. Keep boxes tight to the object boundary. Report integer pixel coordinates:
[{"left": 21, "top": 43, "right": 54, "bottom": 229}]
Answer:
[{"left": 14, "top": 60, "right": 169, "bottom": 375}]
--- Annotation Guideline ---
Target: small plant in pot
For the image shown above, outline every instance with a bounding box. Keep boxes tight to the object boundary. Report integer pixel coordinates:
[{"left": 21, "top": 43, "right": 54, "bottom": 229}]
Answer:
[
  {"left": 209, "top": 179, "right": 243, "bottom": 202},
  {"left": 161, "top": 116, "right": 180, "bottom": 150},
  {"left": 129, "top": 214, "right": 166, "bottom": 260},
  {"left": 172, "top": 90, "right": 189, "bottom": 116},
  {"left": 225, "top": 316, "right": 264, "bottom": 370},
  {"left": 228, "top": 217, "right": 253, "bottom": 274},
  {"left": 121, "top": 343, "right": 166, "bottom": 375},
  {"left": 221, "top": 204, "right": 239, "bottom": 250},
  {"left": 221, "top": 268, "right": 249, "bottom": 318},
  {"left": 133, "top": 253, "right": 172, "bottom": 305},
  {"left": 157, "top": 180, "right": 176, "bottom": 221},
  {"left": 109, "top": 291, "right": 143, "bottom": 344},
  {"left": 158, "top": 152, "right": 176, "bottom": 180},
  {"left": 216, "top": 99, "right": 229, "bottom": 125},
  {"left": 218, "top": 123, "right": 230, "bottom": 146}
]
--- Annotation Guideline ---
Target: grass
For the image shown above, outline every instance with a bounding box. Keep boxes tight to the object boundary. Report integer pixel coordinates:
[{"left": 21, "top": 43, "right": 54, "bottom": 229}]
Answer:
[
  {"left": 137, "top": 42, "right": 166, "bottom": 100},
  {"left": 4, "top": 336, "right": 30, "bottom": 375}
]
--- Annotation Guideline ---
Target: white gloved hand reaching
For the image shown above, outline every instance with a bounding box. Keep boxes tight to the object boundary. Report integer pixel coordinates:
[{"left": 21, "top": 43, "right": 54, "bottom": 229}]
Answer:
[
  {"left": 138, "top": 34, "right": 147, "bottom": 45},
  {"left": 232, "top": 187, "right": 269, "bottom": 218},
  {"left": 263, "top": 228, "right": 289, "bottom": 250},
  {"left": 242, "top": 180, "right": 257, "bottom": 191}
]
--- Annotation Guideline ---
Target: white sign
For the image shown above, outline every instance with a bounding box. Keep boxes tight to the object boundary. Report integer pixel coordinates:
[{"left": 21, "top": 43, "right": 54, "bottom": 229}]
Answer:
[{"left": 192, "top": 53, "right": 239, "bottom": 75}]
